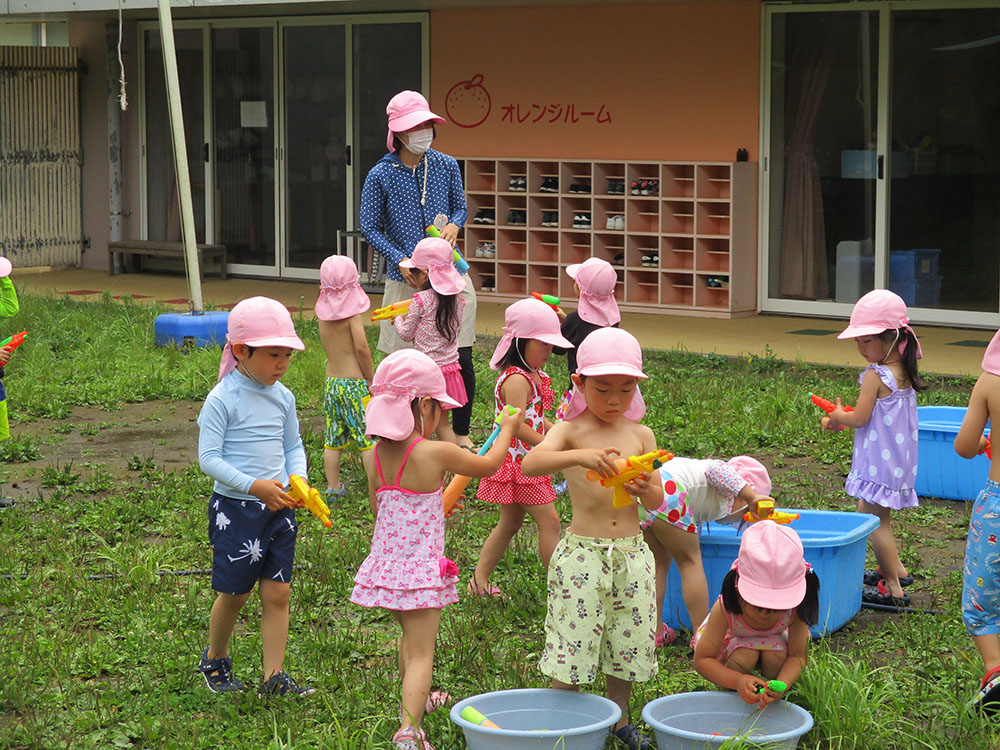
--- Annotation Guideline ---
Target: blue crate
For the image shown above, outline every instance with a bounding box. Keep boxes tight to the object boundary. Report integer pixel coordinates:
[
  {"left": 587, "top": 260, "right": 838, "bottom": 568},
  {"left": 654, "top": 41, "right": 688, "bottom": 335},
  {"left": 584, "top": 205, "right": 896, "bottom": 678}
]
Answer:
[
  {"left": 915, "top": 405, "right": 990, "bottom": 500},
  {"left": 890, "top": 274, "right": 941, "bottom": 307},
  {"left": 890, "top": 249, "right": 940, "bottom": 281},
  {"left": 663, "top": 510, "right": 879, "bottom": 637},
  {"left": 154, "top": 311, "right": 229, "bottom": 348}
]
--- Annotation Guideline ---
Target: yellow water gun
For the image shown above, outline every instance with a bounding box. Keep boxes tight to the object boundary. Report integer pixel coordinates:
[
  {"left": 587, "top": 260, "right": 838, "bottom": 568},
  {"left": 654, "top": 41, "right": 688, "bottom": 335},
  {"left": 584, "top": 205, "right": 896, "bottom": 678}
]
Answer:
[
  {"left": 743, "top": 499, "right": 799, "bottom": 525},
  {"left": 370, "top": 299, "right": 411, "bottom": 321},
  {"left": 287, "top": 474, "right": 332, "bottom": 528},
  {"left": 585, "top": 449, "right": 673, "bottom": 508}
]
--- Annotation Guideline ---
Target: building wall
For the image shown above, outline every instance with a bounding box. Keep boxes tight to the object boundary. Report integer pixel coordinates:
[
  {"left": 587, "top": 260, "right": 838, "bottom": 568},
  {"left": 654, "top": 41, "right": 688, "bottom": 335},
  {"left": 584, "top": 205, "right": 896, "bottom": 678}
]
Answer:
[{"left": 429, "top": 0, "right": 760, "bottom": 162}]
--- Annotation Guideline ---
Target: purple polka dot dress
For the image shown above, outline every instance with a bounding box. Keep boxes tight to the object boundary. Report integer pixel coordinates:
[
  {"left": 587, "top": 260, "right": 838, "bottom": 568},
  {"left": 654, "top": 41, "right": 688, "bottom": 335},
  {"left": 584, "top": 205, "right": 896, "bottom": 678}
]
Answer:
[{"left": 844, "top": 364, "right": 919, "bottom": 509}]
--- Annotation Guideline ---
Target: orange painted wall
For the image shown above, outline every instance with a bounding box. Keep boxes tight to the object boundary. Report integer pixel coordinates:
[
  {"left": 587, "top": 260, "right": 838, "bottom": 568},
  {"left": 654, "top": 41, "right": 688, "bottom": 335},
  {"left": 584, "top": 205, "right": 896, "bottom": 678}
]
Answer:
[{"left": 429, "top": 0, "right": 761, "bottom": 162}]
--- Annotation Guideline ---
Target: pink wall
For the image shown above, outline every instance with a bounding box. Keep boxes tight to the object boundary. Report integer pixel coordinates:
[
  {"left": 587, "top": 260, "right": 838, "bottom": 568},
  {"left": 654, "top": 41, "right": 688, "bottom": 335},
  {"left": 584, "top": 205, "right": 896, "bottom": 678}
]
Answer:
[{"left": 429, "top": 0, "right": 760, "bottom": 162}]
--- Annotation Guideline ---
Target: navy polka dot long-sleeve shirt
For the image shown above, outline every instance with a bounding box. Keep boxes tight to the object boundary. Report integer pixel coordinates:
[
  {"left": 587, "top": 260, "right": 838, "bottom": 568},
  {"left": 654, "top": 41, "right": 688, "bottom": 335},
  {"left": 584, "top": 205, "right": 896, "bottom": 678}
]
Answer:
[{"left": 359, "top": 149, "right": 467, "bottom": 282}]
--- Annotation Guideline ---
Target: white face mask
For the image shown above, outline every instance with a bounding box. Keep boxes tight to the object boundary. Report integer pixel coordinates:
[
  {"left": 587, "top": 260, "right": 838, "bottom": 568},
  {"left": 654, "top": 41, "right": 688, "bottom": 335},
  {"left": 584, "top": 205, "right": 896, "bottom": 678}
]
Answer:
[{"left": 403, "top": 129, "right": 433, "bottom": 155}]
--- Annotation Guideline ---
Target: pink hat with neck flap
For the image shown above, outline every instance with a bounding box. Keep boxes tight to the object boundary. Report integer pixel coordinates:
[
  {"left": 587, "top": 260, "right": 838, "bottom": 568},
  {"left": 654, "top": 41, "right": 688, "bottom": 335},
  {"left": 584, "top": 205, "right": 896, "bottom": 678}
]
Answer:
[
  {"left": 386, "top": 91, "right": 445, "bottom": 153},
  {"left": 315, "top": 255, "right": 370, "bottom": 321},
  {"left": 837, "top": 289, "right": 922, "bottom": 359},
  {"left": 365, "top": 349, "right": 461, "bottom": 440},
  {"left": 218, "top": 296, "right": 305, "bottom": 381},
  {"left": 983, "top": 329, "right": 1000, "bottom": 376},
  {"left": 0, "top": 257, "right": 11, "bottom": 278},
  {"left": 735, "top": 521, "right": 807, "bottom": 611},
  {"left": 566, "top": 257, "right": 620, "bottom": 327},
  {"left": 727, "top": 456, "right": 771, "bottom": 497},
  {"left": 488, "top": 298, "right": 573, "bottom": 370},
  {"left": 562, "top": 327, "right": 647, "bottom": 421},
  {"left": 400, "top": 237, "right": 466, "bottom": 296}
]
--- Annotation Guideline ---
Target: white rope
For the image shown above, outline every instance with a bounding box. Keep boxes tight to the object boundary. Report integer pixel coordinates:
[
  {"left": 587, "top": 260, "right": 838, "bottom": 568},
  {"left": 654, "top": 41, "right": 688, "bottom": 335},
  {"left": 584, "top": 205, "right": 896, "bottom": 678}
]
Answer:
[{"left": 117, "top": 0, "right": 128, "bottom": 110}]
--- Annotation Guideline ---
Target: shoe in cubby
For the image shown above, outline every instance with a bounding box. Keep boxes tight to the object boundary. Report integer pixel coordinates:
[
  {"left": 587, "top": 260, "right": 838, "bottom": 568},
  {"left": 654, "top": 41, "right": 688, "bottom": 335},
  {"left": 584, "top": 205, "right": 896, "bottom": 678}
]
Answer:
[
  {"left": 641, "top": 253, "right": 659, "bottom": 268},
  {"left": 474, "top": 208, "right": 495, "bottom": 225},
  {"left": 508, "top": 176, "right": 526, "bottom": 192},
  {"left": 568, "top": 182, "right": 591, "bottom": 194},
  {"left": 573, "top": 213, "right": 592, "bottom": 229},
  {"left": 539, "top": 177, "right": 559, "bottom": 193},
  {"left": 507, "top": 210, "right": 526, "bottom": 226},
  {"left": 542, "top": 211, "right": 559, "bottom": 228},
  {"left": 614, "top": 215, "right": 625, "bottom": 231},
  {"left": 611, "top": 252, "right": 625, "bottom": 267}
]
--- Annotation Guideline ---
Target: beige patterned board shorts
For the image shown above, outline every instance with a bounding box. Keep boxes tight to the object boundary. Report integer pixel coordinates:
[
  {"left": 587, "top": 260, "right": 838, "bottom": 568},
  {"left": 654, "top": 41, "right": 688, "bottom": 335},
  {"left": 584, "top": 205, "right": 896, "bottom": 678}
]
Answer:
[{"left": 539, "top": 531, "right": 658, "bottom": 685}]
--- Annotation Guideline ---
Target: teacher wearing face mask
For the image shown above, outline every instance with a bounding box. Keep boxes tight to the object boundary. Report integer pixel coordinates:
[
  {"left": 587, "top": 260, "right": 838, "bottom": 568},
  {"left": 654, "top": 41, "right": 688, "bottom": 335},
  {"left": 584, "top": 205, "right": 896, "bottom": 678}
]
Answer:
[{"left": 360, "top": 90, "right": 478, "bottom": 449}]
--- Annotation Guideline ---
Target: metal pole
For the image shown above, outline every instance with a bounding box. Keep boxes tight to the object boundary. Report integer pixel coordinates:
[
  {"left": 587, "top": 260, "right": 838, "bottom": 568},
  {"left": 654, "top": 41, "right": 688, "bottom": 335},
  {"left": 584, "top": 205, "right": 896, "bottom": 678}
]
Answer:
[
  {"left": 156, "top": 0, "right": 203, "bottom": 312},
  {"left": 106, "top": 23, "right": 123, "bottom": 274}
]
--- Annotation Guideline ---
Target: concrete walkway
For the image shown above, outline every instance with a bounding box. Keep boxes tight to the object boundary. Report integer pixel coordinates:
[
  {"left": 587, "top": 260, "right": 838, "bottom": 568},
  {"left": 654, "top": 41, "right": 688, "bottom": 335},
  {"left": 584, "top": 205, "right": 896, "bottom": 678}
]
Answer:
[{"left": 12, "top": 267, "right": 993, "bottom": 378}]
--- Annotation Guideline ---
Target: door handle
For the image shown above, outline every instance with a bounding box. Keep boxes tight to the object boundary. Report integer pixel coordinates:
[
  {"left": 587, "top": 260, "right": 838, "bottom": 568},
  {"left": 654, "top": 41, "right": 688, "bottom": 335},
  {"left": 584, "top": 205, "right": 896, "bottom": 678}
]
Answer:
[
  {"left": 345, "top": 145, "right": 352, "bottom": 166},
  {"left": 877, "top": 154, "right": 884, "bottom": 180},
  {"left": 204, "top": 143, "right": 210, "bottom": 163}
]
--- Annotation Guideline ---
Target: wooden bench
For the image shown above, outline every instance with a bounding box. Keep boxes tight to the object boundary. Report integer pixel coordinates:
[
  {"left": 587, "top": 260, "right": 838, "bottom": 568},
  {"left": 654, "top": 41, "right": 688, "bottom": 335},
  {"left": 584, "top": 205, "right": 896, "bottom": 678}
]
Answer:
[{"left": 108, "top": 241, "right": 227, "bottom": 280}]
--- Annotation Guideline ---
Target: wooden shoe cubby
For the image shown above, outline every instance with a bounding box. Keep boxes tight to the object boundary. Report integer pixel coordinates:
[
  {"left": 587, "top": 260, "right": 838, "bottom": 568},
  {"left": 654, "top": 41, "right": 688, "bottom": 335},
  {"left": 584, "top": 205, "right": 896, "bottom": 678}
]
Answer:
[{"left": 460, "top": 158, "right": 757, "bottom": 317}]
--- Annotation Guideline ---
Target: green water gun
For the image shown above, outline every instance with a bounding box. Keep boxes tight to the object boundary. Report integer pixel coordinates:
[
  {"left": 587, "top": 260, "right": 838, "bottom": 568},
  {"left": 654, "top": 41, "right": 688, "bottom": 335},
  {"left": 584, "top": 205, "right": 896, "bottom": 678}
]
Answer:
[{"left": 755, "top": 679, "right": 787, "bottom": 694}]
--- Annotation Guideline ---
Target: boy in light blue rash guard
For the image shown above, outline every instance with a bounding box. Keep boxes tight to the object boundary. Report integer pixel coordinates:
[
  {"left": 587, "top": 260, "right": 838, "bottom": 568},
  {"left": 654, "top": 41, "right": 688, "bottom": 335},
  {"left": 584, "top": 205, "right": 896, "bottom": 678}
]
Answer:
[{"left": 196, "top": 296, "right": 315, "bottom": 698}]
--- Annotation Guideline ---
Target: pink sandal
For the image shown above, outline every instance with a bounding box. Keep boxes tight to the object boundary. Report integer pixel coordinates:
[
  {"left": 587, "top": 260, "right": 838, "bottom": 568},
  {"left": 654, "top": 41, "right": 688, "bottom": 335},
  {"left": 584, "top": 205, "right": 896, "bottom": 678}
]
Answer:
[
  {"left": 467, "top": 577, "right": 505, "bottom": 599},
  {"left": 392, "top": 726, "right": 435, "bottom": 750},
  {"left": 654, "top": 623, "right": 677, "bottom": 647}
]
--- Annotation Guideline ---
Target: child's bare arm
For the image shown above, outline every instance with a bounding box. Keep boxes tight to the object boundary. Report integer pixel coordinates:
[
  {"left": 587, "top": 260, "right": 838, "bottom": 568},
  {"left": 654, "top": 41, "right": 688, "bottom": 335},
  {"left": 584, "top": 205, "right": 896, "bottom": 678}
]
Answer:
[
  {"left": 757, "top": 617, "right": 809, "bottom": 708},
  {"left": 829, "top": 369, "right": 881, "bottom": 429},
  {"left": 348, "top": 315, "right": 375, "bottom": 384},
  {"left": 956, "top": 374, "right": 992, "bottom": 458},
  {"left": 520, "top": 421, "right": 620, "bottom": 477},
  {"left": 428, "top": 408, "right": 522, "bottom": 477},
  {"left": 501, "top": 373, "right": 545, "bottom": 446},
  {"left": 366, "top": 454, "right": 378, "bottom": 515}
]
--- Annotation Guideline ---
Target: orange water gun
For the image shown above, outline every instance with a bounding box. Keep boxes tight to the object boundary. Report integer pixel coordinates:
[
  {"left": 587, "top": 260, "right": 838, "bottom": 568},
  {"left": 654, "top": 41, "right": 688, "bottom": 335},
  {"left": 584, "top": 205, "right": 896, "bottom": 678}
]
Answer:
[
  {"left": 585, "top": 449, "right": 672, "bottom": 508},
  {"left": 0, "top": 330, "right": 26, "bottom": 353},
  {"left": 743, "top": 499, "right": 799, "bottom": 525},
  {"left": 370, "top": 299, "right": 411, "bottom": 321},
  {"left": 442, "top": 406, "right": 518, "bottom": 517},
  {"left": 286, "top": 474, "right": 332, "bottom": 528},
  {"left": 809, "top": 393, "right": 855, "bottom": 414}
]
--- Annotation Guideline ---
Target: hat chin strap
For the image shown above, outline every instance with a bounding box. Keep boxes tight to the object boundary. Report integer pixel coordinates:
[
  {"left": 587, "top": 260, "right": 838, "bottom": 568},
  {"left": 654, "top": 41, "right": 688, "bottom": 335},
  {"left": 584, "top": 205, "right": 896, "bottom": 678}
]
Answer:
[{"left": 880, "top": 329, "right": 900, "bottom": 364}]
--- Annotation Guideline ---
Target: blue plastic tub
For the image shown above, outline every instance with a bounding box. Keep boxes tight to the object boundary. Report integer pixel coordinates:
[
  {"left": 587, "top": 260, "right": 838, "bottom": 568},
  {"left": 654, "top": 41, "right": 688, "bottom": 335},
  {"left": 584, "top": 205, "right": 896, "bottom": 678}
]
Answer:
[
  {"left": 154, "top": 311, "right": 229, "bottom": 348},
  {"left": 642, "top": 692, "right": 813, "bottom": 750},
  {"left": 450, "top": 689, "right": 621, "bottom": 750},
  {"left": 663, "top": 509, "right": 879, "bottom": 636},
  {"left": 915, "top": 406, "right": 990, "bottom": 500}
]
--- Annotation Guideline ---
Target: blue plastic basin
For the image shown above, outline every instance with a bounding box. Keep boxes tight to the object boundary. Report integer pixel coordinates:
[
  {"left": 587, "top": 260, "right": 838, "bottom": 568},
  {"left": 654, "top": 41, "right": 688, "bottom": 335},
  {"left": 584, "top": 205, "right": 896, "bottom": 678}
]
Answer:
[
  {"left": 663, "top": 509, "right": 879, "bottom": 636},
  {"left": 450, "top": 688, "right": 621, "bottom": 750},
  {"left": 642, "top": 691, "right": 813, "bottom": 750},
  {"left": 154, "top": 311, "right": 229, "bottom": 348},
  {"left": 915, "top": 405, "right": 990, "bottom": 500}
]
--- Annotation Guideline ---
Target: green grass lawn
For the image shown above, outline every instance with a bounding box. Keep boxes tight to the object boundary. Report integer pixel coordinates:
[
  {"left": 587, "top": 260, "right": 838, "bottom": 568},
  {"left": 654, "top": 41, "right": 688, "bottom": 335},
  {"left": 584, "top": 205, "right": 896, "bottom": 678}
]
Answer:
[{"left": 0, "top": 292, "right": 997, "bottom": 749}]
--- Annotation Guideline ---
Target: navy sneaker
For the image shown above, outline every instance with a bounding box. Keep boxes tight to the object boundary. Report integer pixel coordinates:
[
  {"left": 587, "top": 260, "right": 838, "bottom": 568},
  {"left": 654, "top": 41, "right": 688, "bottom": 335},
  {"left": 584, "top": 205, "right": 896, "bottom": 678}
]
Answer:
[
  {"left": 258, "top": 670, "right": 315, "bottom": 698},
  {"left": 612, "top": 723, "right": 655, "bottom": 750},
  {"left": 197, "top": 647, "right": 244, "bottom": 693}
]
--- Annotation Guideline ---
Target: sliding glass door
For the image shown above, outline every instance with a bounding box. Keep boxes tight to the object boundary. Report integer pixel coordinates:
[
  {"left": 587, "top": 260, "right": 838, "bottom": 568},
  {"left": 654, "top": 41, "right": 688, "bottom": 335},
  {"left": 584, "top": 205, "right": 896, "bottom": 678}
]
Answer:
[
  {"left": 763, "top": 2, "right": 1000, "bottom": 326},
  {"left": 141, "top": 14, "right": 425, "bottom": 279}
]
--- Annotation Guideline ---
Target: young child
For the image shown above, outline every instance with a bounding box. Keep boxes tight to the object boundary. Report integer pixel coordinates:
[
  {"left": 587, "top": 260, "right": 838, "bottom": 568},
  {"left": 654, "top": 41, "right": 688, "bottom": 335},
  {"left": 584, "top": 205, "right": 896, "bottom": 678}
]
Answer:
[
  {"left": 955, "top": 329, "right": 1000, "bottom": 715},
  {"left": 196, "top": 296, "right": 314, "bottom": 697},
  {"left": 468, "top": 297, "right": 573, "bottom": 598},
  {"left": 350, "top": 349, "right": 520, "bottom": 749},
  {"left": 316, "top": 254, "right": 376, "bottom": 501},
  {"left": 552, "top": 256, "right": 621, "bottom": 380},
  {"left": 393, "top": 237, "right": 467, "bottom": 445},
  {"left": 822, "top": 289, "right": 926, "bottom": 606},
  {"left": 641, "top": 455, "right": 774, "bottom": 647},
  {"left": 0, "top": 256, "right": 20, "bottom": 508},
  {"left": 521, "top": 326, "right": 663, "bottom": 750},
  {"left": 693, "top": 521, "right": 819, "bottom": 708}
]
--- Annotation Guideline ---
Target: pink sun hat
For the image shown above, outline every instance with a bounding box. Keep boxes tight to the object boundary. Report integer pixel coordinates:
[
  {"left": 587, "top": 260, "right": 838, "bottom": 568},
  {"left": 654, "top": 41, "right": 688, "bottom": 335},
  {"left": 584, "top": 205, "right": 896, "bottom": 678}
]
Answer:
[
  {"left": 566, "top": 257, "right": 620, "bottom": 327},
  {"left": 488, "top": 298, "right": 574, "bottom": 370},
  {"left": 218, "top": 296, "right": 305, "bottom": 381},
  {"left": 727, "top": 456, "right": 771, "bottom": 497},
  {"left": 837, "top": 288, "right": 922, "bottom": 359},
  {"left": 982, "top": 330, "right": 1000, "bottom": 376},
  {"left": 315, "top": 255, "right": 371, "bottom": 321},
  {"left": 735, "top": 521, "right": 807, "bottom": 611},
  {"left": 0, "top": 257, "right": 11, "bottom": 278},
  {"left": 365, "top": 349, "right": 461, "bottom": 440},
  {"left": 400, "top": 237, "right": 466, "bottom": 295},
  {"left": 562, "top": 327, "right": 647, "bottom": 421},
  {"left": 386, "top": 91, "right": 446, "bottom": 153}
]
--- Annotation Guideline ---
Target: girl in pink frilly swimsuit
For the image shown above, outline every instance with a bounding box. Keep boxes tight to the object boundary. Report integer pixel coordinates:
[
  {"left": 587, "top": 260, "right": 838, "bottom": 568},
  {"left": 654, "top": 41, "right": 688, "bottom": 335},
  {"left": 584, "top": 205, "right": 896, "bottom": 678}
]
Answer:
[
  {"left": 693, "top": 521, "right": 820, "bottom": 710},
  {"left": 350, "top": 350, "right": 520, "bottom": 750}
]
